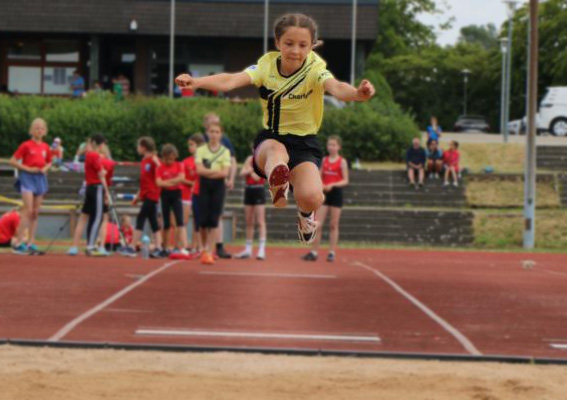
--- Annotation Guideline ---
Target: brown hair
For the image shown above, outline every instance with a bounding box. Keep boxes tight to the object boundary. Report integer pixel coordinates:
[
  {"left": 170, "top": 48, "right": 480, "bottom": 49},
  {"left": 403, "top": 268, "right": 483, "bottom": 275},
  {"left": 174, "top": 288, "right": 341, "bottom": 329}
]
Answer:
[
  {"left": 327, "top": 135, "right": 342, "bottom": 147},
  {"left": 451, "top": 140, "right": 460, "bottom": 149},
  {"left": 274, "top": 14, "right": 320, "bottom": 47},
  {"left": 206, "top": 121, "right": 223, "bottom": 133},
  {"left": 138, "top": 136, "right": 156, "bottom": 152},
  {"left": 203, "top": 112, "right": 220, "bottom": 128},
  {"left": 161, "top": 143, "right": 179, "bottom": 159},
  {"left": 189, "top": 133, "right": 205, "bottom": 146}
]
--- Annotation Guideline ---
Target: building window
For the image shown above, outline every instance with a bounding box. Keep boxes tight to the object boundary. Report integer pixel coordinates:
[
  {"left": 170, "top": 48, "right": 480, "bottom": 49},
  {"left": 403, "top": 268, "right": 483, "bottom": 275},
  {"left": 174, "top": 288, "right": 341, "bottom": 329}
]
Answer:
[
  {"left": 8, "top": 66, "right": 42, "bottom": 93},
  {"left": 7, "top": 42, "right": 41, "bottom": 61},
  {"left": 46, "top": 40, "right": 80, "bottom": 62},
  {"left": 43, "top": 67, "right": 76, "bottom": 94}
]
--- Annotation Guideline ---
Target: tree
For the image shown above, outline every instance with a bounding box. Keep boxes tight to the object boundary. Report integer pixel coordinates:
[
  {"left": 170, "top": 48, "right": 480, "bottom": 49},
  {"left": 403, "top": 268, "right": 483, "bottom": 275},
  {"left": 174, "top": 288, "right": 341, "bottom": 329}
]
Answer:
[{"left": 458, "top": 24, "right": 499, "bottom": 50}]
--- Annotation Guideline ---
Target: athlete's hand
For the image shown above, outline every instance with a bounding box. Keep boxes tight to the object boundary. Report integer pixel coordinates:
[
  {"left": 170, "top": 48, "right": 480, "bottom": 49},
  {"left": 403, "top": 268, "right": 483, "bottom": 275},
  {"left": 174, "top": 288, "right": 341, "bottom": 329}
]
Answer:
[
  {"left": 226, "top": 178, "right": 234, "bottom": 191},
  {"left": 131, "top": 196, "right": 139, "bottom": 206},
  {"left": 175, "top": 73, "right": 194, "bottom": 90},
  {"left": 356, "top": 80, "right": 375, "bottom": 101}
]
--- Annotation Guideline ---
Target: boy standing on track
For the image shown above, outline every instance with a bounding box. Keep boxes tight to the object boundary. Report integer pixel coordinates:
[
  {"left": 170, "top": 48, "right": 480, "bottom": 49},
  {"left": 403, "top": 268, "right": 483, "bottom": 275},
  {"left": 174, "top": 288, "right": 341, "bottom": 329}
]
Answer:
[
  {"left": 67, "top": 134, "right": 111, "bottom": 257},
  {"left": 176, "top": 13, "right": 375, "bottom": 243},
  {"left": 122, "top": 137, "right": 164, "bottom": 258},
  {"left": 9, "top": 118, "right": 52, "bottom": 255},
  {"left": 182, "top": 133, "right": 205, "bottom": 255}
]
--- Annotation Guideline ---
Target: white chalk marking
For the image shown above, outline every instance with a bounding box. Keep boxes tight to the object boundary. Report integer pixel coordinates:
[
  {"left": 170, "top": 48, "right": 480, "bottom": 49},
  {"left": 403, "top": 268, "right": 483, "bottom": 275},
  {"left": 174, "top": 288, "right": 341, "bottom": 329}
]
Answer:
[
  {"left": 550, "top": 344, "right": 567, "bottom": 350},
  {"left": 353, "top": 261, "right": 482, "bottom": 356},
  {"left": 136, "top": 329, "right": 380, "bottom": 343},
  {"left": 48, "top": 260, "right": 180, "bottom": 342},
  {"left": 199, "top": 271, "right": 336, "bottom": 279}
]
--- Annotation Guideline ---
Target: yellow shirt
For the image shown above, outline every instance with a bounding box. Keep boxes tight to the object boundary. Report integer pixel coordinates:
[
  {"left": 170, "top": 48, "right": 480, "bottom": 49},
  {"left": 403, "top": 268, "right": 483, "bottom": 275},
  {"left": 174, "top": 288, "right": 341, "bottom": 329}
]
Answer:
[
  {"left": 245, "top": 51, "right": 334, "bottom": 136},
  {"left": 195, "top": 144, "right": 231, "bottom": 172}
]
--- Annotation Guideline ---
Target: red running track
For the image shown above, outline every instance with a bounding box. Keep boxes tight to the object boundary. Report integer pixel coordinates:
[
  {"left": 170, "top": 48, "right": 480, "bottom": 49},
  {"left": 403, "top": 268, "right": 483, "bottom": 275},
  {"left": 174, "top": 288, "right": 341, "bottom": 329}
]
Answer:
[{"left": 1, "top": 248, "right": 566, "bottom": 359}]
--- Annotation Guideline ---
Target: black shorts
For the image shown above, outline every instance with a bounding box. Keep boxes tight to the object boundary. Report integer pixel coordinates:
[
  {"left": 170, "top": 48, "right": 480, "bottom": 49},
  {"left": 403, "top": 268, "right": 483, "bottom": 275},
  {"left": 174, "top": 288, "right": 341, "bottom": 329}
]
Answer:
[
  {"left": 244, "top": 186, "right": 266, "bottom": 206},
  {"left": 199, "top": 178, "right": 226, "bottom": 229},
  {"left": 161, "top": 189, "right": 184, "bottom": 230},
  {"left": 323, "top": 187, "right": 343, "bottom": 208},
  {"left": 82, "top": 184, "right": 109, "bottom": 215},
  {"left": 192, "top": 194, "right": 200, "bottom": 232},
  {"left": 136, "top": 198, "right": 160, "bottom": 233},
  {"left": 0, "top": 240, "right": 11, "bottom": 248},
  {"left": 252, "top": 130, "right": 323, "bottom": 179}
]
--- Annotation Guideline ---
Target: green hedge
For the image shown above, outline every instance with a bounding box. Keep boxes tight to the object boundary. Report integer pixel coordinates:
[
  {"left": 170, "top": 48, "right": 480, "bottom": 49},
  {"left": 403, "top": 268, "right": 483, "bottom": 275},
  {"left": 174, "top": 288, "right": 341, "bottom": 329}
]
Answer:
[{"left": 0, "top": 95, "right": 417, "bottom": 162}]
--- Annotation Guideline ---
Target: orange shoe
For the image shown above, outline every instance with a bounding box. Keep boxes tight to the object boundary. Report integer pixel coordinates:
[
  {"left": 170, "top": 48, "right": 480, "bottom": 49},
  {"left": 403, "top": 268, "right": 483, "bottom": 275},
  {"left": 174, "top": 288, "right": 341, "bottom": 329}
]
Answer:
[{"left": 200, "top": 251, "right": 215, "bottom": 265}]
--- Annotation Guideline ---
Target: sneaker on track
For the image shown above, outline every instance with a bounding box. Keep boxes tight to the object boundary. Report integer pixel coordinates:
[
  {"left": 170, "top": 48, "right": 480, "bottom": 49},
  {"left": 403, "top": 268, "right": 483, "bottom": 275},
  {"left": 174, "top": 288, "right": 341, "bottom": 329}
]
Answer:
[
  {"left": 119, "top": 247, "right": 137, "bottom": 257},
  {"left": 12, "top": 243, "right": 29, "bottom": 255},
  {"left": 327, "top": 252, "right": 335, "bottom": 262},
  {"left": 268, "top": 163, "right": 290, "bottom": 208},
  {"left": 235, "top": 250, "right": 252, "bottom": 259},
  {"left": 67, "top": 246, "right": 79, "bottom": 256},
  {"left": 302, "top": 251, "right": 318, "bottom": 261},
  {"left": 297, "top": 212, "right": 317, "bottom": 244}
]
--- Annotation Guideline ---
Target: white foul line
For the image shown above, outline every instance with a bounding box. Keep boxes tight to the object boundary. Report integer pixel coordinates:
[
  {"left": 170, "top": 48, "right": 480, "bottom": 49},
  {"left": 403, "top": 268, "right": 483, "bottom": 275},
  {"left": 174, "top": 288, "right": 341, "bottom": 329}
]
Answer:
[
  {"left": 353, "top": 261, "right": 482, "bottom": 356},
  {"left": 136, "top": 329, "right": 380, "bottom": 343},
  {"left": 199, "top": 271, "right": 336, "bottom": 279},
  {"left": 48, "top": 260, "right": 180, "bottom": 342}
]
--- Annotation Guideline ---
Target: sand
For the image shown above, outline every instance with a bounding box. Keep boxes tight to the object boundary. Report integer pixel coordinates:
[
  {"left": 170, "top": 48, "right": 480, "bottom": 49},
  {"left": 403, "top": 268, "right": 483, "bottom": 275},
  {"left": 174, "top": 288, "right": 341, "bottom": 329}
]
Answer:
[{"left": 0, "top": 346, "right": 566, "bottom": 400}]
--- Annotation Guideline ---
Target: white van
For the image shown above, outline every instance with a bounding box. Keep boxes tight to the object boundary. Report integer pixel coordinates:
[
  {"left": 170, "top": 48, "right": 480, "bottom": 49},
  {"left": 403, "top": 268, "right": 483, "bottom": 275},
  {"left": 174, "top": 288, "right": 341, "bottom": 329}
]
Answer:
[{"left": 540, "top": 87, "right": 567, "bottom": 136}]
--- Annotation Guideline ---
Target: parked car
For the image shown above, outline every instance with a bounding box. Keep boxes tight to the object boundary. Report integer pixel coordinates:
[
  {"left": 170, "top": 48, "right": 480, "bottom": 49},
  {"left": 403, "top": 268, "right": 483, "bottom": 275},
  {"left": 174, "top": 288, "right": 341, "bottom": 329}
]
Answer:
[
  {"left": 324, "top": 95, "right": 346, "bottom": 109},
  {"left": 453, "top": 115, "right": 491, "bottom": 133},
  {"left": 539, "top": 87, "right": 567, "bottom": 136},
  {"left": 507, "top": 115, "right": 544, "bottom": 135}
]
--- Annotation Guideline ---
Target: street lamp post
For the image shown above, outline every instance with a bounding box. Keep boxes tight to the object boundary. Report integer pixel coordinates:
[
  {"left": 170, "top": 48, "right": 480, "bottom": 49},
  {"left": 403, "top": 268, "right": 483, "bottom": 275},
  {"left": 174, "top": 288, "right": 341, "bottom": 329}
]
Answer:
[
  {"left": 462, "top": 69, "right": 471, "bottom": 116},
  {"left": 350, "top": 0, "right": 358, "bottom": 86},
  {"left": 168, "top": 0, "right": 176, "bottom": 98},
  {"left": 500, "top": 38, "right": 509, "bottom": 140},
  {"left": 263, "top": 0, "right": 269, "bottom": 54},
  {"left": 503, "top": 0, "right": 518, "bottom": 140}
]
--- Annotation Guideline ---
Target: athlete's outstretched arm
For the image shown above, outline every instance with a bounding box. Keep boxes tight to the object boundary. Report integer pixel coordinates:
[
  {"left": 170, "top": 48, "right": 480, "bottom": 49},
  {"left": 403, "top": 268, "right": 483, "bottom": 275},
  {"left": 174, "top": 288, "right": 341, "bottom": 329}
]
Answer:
[
  {"left": 324, "top": 79, "right": 375, "bottom": 102},
  {"left": 175, "top": 72, "right": 252, "bottom": 93}
]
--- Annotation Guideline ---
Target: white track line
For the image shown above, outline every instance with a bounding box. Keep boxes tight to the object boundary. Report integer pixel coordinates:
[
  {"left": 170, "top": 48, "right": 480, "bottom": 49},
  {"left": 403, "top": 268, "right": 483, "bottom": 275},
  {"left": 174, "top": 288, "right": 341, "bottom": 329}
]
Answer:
[
  {"left": 550, "top": 344, "right": 567, "bottom": 350},
  {"left": 48, "top": 260, "right": 180, "bottom": 342},
  {"left": 353, "top": 261, "right": 482, "bottom": 356},
  {"left": 136, "top": 329, "right": 380, "bottom": 343},
  {"left": 199, "top": 271, "right": 336, "bottom": 279}
]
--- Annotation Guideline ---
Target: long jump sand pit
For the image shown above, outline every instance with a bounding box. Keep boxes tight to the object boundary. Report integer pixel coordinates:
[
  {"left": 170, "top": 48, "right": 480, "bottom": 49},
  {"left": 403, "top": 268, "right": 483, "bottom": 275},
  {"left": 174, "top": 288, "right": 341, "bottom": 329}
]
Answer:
[{"left": 0, "top": 346, "right": 566, "bottom": 400}]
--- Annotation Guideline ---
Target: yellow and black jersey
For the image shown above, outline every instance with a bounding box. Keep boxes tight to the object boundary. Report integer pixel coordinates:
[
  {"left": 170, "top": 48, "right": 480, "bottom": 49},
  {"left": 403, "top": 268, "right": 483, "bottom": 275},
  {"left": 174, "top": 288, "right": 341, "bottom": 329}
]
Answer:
[{"left": 245, "top": 51, "right": 334, "bottom": 136}]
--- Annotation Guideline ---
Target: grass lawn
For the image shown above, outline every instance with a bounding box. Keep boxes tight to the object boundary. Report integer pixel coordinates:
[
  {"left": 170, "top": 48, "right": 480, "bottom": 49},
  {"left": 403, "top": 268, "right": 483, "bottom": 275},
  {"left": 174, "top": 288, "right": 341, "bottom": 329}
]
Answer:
[
  {"left": 466, "top": 179, "right": 561, "bottom": 208},
  {"left": 474, "top": 209, "right": 567, "bottom": 249}
]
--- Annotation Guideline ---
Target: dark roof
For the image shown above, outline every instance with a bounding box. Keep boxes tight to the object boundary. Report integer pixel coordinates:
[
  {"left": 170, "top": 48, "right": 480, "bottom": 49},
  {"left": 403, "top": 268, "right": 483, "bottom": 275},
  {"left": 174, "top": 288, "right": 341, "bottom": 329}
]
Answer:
[{"left": 0, "top": 0, "right": 378, "bottom": 40}]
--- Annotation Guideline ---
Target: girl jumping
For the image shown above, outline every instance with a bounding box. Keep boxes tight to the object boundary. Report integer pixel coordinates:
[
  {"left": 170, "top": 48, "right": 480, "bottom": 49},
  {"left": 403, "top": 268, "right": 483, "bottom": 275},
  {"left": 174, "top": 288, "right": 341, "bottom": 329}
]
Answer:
[
  {"left": 176, "top": 13, "right": 375, "bottom": 243},
  {"left": 10, "top": 118, "right": 52, "bottom": 255}
]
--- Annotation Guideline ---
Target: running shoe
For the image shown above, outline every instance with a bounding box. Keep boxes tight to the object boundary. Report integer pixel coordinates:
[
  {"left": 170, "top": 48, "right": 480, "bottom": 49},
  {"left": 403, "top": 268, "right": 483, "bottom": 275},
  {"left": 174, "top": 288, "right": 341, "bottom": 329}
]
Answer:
[
  {"left": 297, "top": 211, "right": 317, "bottom": 244},
  {"left": 28, "top": 244, "right": 40, "bottom": 253},
  {"left": 159, "top": 249, "right": 171, "bottom": 258},
  {"left": 119, "top": 247, "right": 138, "bottom": 257},
  {"left": 12, "top": 243, "right": 29, "bottom": 255},
  {"left": 327, "top": 252, "right": 335, "bottom": 262},
  {"left": 256, "top": 252, "right": 266, "bottom": 261},
  {"left": 97, "top": 247, "right": 111, "bottom": 257},
  {"left": 216, "top": 247, "right": 232, "bottom": 259},
  {"left": 268, "top": 163, "right": 290, "bottom": 208},
  {"left": 67, "top": 246, "right": 79, "bottom": 256},
  {"left": 234, "top": 250, "right": 252, "bottom": 259},
  {"left": 200, "top": 251, "right": 215, "bottom": 265},
  {"left": 85, "top": 248, "right": 109, "bottom": 257},
  {"left": 150, "top": 249, "right": 164, "bottom": 259},
  {"left": 302, "top": 251, "right": 318, "bottom": 261}
]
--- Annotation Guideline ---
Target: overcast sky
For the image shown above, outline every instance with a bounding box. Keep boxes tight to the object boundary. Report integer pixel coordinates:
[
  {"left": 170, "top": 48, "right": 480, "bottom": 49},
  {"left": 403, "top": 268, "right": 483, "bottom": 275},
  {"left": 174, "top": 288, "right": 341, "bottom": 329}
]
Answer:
[{"left": 418, "top": 0, "right": 527, "bottom": 46}]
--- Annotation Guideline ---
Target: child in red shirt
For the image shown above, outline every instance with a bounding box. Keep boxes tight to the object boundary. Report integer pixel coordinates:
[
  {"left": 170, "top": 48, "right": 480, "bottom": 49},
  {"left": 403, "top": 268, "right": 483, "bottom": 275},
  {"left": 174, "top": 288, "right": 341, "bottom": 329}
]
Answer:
[
  {"left": 105, "top": 216, "right": 134, "bottom": 252},
  {"left": 121, "top": 137, "right": 164, "bottom": 258},
  {"left": 67, "top": 133, "right": 110, "bottom": 256},
  {"left": 156, "top": 144, "right": 188, "bottom": 255},
  {"left": 443, "top": 140, "right": 461, "bottom": 187},
  {"left": 303, "top": 136, "right": 349, "bottom": 262},
  {"left": 0, "top": 208, "right": 21, "bottom": 248},
  {"left": 9, "top": 118, "right": 52, "bottom": 255},
  {"left": 182, "top": 133, "right": 205, "bottom": 254}
]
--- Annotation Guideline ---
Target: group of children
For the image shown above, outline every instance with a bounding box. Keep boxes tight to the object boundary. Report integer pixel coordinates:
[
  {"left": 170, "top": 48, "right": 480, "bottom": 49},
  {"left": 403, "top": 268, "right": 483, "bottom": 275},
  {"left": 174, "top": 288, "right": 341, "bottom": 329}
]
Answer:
[{"left": 4, "top": 13, "right": 375, "bottom": 262}]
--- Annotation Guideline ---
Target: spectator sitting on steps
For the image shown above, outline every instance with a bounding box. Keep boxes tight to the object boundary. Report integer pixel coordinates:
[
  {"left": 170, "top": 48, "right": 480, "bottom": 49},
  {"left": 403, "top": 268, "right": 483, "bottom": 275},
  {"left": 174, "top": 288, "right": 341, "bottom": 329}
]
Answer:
[
  {"left": 406, "top": 138, "right": 426, "bottom": 189},
  {"left": 443, "top": 140, "right": 461, "bottom": 187},
  {"left": 425, "top": 140, "right": 443, "bottom": 179}
]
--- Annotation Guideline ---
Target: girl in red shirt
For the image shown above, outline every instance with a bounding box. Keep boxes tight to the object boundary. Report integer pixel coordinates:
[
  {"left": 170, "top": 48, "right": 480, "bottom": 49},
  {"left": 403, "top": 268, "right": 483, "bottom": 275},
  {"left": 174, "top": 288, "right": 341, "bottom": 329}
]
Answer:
[
  {"left": 9, "top": 118, "right": 52, "bottom": 255},
  {"left": 156, "top": 144, "right": 188, "bottom": 255},
  {"left": 182, "top": 133, "right": 205, "bottom": 255},
  {"left": 443, "top": 140, "right": 461, "bottom": 187},
  {"left": 235, "top": 144, "right": 267, "bottom": 260},
  {"left": 303, "top": 136, "right": 349, "bottom": 262}
]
